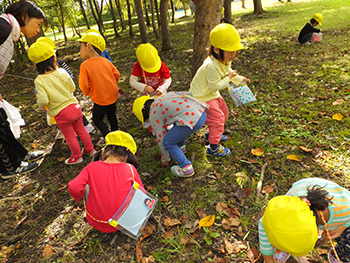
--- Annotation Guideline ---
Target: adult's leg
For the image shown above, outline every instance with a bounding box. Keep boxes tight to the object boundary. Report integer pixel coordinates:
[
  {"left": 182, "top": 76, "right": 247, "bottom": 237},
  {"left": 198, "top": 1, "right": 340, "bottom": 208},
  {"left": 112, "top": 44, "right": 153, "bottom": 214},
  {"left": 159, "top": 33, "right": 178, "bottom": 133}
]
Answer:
[
  {"left": 106, "top": 101, "right": 118, "bottom": 132},
  {"left": 92, "top": 103, "right": 110, "bottom": 137}
]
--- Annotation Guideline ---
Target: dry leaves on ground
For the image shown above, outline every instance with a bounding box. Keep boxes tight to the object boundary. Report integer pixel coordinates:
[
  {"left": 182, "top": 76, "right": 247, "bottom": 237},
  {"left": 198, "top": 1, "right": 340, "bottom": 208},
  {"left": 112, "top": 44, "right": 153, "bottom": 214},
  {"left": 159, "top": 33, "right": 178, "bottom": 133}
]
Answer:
[
  {"left": 287, "top": 155, "right": 301, "bottom": 162},
  {"left": 199, "top": 215, "right": 215, "bottom": 228}
]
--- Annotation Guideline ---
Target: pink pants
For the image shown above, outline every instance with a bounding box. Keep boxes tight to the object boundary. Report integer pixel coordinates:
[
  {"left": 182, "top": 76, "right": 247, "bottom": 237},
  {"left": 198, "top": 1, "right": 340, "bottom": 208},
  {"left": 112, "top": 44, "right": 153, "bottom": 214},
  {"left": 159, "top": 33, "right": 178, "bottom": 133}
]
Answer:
[
  {"left": 55, "top": 104, "right": 94, "bottom": 159},
  {"left": 206, "top": 97, "right": 229, "bottom": 144}
]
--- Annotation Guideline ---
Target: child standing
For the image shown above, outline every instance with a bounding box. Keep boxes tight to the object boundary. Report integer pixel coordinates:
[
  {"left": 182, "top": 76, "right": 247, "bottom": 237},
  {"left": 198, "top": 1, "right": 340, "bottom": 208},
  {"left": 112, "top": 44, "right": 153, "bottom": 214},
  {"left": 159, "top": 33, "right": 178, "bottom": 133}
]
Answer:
[
  {"left": 298, "top": 13, "right": 323, "bottom": 45},
  {"left": 189, "top": 23, "right": 250, "bottom": 157},
  {"left": 259, "top": 178, "right": 350, "bottom": 263},
  {"left": 68, "top": 131, "right": 143, "bottom": 233},
  {"left": 130, "top": 43, "right": 171, "bottom": 98},
  {"left": 133, "top": 92, "right": 207, "bottom": 177},
  {"left": 28, "top": 41, "right": 95, "bottom": 165},
  {"left": 78, "top": 31, "right": 120, "bottom": 142}
]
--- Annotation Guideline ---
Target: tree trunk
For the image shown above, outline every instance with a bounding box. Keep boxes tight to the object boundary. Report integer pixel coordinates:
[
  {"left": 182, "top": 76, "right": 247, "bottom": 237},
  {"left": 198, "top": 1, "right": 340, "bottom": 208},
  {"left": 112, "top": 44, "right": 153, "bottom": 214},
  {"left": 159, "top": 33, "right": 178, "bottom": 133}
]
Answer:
[
  {"left": 150, "top": 0, "right": 160, "bottom": 38},
  {"left": 144, "top": 0, "right": 151, "bottom": 27},
  {"left": 253, "top": 0, "right": 265, "bottom": 15},
  {"left": 59, "top": 3, "right": 68, "bottom": 42},
  {"left": 170, "top": 0, "right": 175, "bottom": 23},
  {"left": 242, "top": 0, "right": 245, "bottom": 8},
  {"left": 223, "top": 0, "right": 232, "bottom": 24},
  {"left": 115, "top": 0, "right": 126, "bottom": 30},
  {"left": 192, "top": 0, "right": 223, "bottom": 76},
  {"left": 88, "top": 0, "right": 102, "bottom": 34},
  {"left": 126, "top": 0, "right": 134, "bottom": 36},
  {"left": 92, "top": 0, "right": 105, "bottom": 33},
  {"left": 154, "top": 0, "right": 160, "bottom": 29},
  {"left": 160, "top": 0, "right": 171, "bottom": 51},
  {"left": 182, "top": 1, "right": 187, "bottom": 16},
  {"left": 79, "top": 0, "right": 90, "bottom": 29},
  {"left": 108, "top": 0, "right": 121, "bottom": 37},
  {"left": 133, "top": 0, "right": 149, "bottom": 43}
]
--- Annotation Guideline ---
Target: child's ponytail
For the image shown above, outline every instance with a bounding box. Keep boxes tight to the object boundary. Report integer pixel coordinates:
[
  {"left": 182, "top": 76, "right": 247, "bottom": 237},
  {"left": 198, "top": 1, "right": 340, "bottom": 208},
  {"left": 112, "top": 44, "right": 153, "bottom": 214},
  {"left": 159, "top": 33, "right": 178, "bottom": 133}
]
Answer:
[{"left": 307, "top": 185, "right": 332, "bottom": 223}]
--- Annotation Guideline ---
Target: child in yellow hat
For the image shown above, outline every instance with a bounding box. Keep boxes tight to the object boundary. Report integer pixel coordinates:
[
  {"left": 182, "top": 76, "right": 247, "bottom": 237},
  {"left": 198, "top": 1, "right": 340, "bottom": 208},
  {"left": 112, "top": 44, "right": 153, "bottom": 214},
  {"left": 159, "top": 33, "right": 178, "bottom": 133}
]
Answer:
[
  {"left": 28, "top": 41, "right": 96, "bottom": 165},
  {"left": 298, "top": 13, "right": 323, "bottom": 45},
  {"left": 259, "top": 178, "right": 350, "bottom": 263},
  {"left": 189, "top": 23, "right": 250, "bottom": 157},
  {"left": 130, "top": 43, "right": 171, "bottom": 98},
  {"left": 77, "top": 32, "right": 121, "bottom": 145},
  {"left": 68, "top": 131, "right": 144, "bottom": 233}
]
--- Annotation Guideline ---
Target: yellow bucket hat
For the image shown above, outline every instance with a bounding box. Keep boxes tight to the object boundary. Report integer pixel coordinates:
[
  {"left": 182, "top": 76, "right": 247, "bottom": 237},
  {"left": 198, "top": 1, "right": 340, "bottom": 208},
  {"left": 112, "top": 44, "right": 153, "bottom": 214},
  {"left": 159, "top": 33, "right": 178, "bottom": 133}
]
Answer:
[
  {"left": 36, "top": 37, "right": 56, "bottom": 49},
  {"left": 136, "top": 43, "right": 162, "bottom": 73},
  {"left": 105, "top": 131, "right": 137, "bottom": 155},
  {"left": 312, "top": 13, "right": 323, "bottom": 25},
  {"left": 210, "top": 23, "right": 243, "bottom": 52},
  {"left": 132, "top": 95, "right": 151, "bottom": 128},
  {"left": 28, "top": 41, "right": 55, "bottom": 64},
  {"left": 77, "top": 31, "right": 106, "bottom": 52},
  {"left": 262, "top": 195, "right": 318, "bottom": 256}
]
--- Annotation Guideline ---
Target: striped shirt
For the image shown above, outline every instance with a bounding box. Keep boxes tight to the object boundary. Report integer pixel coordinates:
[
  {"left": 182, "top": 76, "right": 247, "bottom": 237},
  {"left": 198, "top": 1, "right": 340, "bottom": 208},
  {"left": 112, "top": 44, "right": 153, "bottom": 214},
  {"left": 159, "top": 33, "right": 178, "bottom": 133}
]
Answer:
[{"left": 259, "top": 178, "right": 350, "bottom": 255}]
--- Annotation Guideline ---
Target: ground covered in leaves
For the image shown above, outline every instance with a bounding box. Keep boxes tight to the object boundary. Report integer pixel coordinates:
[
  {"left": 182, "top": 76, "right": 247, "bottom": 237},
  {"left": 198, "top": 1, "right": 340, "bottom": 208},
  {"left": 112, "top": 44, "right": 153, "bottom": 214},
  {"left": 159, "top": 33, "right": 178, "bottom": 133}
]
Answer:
[{"left": 1, "top": 0, "right": 350, "bottom": 262}]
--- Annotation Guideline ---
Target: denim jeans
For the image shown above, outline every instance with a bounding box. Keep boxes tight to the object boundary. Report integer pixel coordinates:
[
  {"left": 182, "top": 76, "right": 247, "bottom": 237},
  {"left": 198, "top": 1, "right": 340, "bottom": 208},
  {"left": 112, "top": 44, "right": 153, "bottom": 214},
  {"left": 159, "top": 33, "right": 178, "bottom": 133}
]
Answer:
[{"left": 163, "top": 111, "right": 207, "bottom": 168}]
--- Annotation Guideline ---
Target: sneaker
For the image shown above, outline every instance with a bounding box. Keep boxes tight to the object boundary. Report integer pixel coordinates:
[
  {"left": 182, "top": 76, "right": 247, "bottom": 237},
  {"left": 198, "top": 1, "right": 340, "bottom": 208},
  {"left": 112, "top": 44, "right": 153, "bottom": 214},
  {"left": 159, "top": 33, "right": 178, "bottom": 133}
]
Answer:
[
  {"left": 205, "top": 133, "right": 228, "bottom": 142},
  {"left": 82, "top": 148, "right": 97, "bottom": 156},
  {"left": 171, "top": 164, "right": 195, "bottom": 177},
  {"left": 85, "top": 124, "right": 95, "bottom": 134},
  {"left": 1, "top": 162, "right": 39, "bottom": 179},
  {"left": 65, "top": 156, "right": 83, "bottom": 165},
  {"left": 97, "top": 137, "right": 106, "bottom": 147},
  {"left": 22, "top": 150, "right": 44, "bottom": 162},
  {"left": 56, "top": 130, "right": 64, "bottom": 140},
  {"left": 206, "top": 144, "right": 231, "bottom": 157},
  {"left": 180, "top": 145, "right": 186, "bottom": 153}
]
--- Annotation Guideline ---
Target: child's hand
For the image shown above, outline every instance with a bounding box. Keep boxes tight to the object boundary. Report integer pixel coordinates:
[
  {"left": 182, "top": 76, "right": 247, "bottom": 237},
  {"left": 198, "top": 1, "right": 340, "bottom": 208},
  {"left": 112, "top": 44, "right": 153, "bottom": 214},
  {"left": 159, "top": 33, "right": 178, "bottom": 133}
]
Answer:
[
  {"left": 228, "top": 71, "right": 237, "bottom": 79},
  {"left": 329, "top": 225, "right": 347, "bottom": 239},
  {"left": 243, "top": 77, "right": 251, "bottom": 83},
  {"left": 155, "top": 90, "right": 162, "bottom": 96},
  {"left": 144, "top": 85, "right": 154, "bottom": 94}
]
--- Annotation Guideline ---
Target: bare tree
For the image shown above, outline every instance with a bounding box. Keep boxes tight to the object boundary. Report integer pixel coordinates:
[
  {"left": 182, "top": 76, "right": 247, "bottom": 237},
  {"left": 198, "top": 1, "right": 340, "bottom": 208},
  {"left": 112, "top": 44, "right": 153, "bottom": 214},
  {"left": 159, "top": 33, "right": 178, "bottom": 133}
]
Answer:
[
  {"left": 154, "top": 0, "right": 160, "bottom": 29},
  {"left": 160, "top": 0, "right": 171, "bottom": 51},
  {"left": 108, "top": 0, "right": 121, "bottom": 37},
  {"left": 144, "top": 0, "right": 151, "bottom": 27},
  {"left": 253, "top": 0, "right": 265, "bottom": 15},
  {"left": 133, "top": 0, "right": 149, "bottom": 43},
  {"left": 192, "top": 0, "right": 223, "bottom": 76},
  {"left": 223, "top": 0, "right": 232, "bottom": 24},
  {"left": 78, "top": 0, "right": 90, "bottom": 29},
  {"left": 115, "top": 0, "right": 126, "bottom": 30},
  {"left": 169, "top": 0, "right": 175, "bottom": 23},
  {"left": 126, "top": 0, "right": 134, "bottom": 36},
  {"left": 150, "top": 0, "right": 160, "bottom": 38}
]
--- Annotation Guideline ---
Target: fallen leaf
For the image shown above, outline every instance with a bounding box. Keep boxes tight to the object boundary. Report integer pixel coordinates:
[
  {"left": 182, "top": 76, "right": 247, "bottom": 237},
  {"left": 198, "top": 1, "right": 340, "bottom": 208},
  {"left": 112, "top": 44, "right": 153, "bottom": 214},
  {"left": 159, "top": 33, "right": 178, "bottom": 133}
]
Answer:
[
  {"left": 252, "top": 108, "right": 262, "bottom": 113},
  {"left": 57, "top": 157, "right": 66, "bottom": 162},
  {"left": 199, "top": 215, "right": 215, "bottom": 229},
  {"left": 332, "top": 99, "right": 344, "bottom": 105},
  {"left": 309, "top": 120, "right": 321, "bottom": 124},
  {"left": 0, "top": 246, "right": 14, "bottom": 258},
  {"left": 15, "top": 244, "right": 20, "bottom": 250},
  {"left": 261, "top": 185, "right": 274, "bottom": 194},
  {"left": 298, "top": 146, "right": 314, "bottom": 152},
  {"left": 42, "top": 245, "right": 55, "bottom": 258},
  {"left": 163, "top": 217, "right": 181, "bottom": 228},
  {"left": 139, "top": 224, "right": 155, "bottom": 242},
  {"left": 146, "top": 185, "right": 153, "bottom": 191},
  {"left": 222, "top": 217, "right": 240, "bottom": 229},
  {"left": 251, "top": 148, "right": 264, "bottom": 156},
  {"left": 216, "top": 203, "right": 228, "bottom": 214},
  {"left": 234, "top": 188, "right": 253, "bottom": 199},
  {"left": 141, "top": 256, "right": 155, "bottom": 263},
  {"left": 159, "top": 196, "right": 169, "bottom": 202},
  {"left": 57, "top": 185, "right": 67, "bottom": 191},
  {"left": 332, "top": 113, "right": 343, "bottom": 121},
  {"left": 162, "top": 229, "right": 174, "bottom": 240},
  {"left": 136, "top": 243, "right": 142, "bottom": 263},
  {"left": 247, "top": 247, "right": 260, "bottom": 263},
  {"left": 227, "top": 206, "right": 241, "bottom": 218},
  {"left": 287, "top": 155, "right": 301, "bottom": 162},
  {"left": 181, "top": 234, "right": 195, "bottom": 245},
  {"left": 224, "top": 239, "right": 240, "bottom": 254},
  {"left": 195, "top": 209, "right": 207, "bottom": 219},
  {"left": 31, "top": 142, "right": 39, "bottom": 149}
]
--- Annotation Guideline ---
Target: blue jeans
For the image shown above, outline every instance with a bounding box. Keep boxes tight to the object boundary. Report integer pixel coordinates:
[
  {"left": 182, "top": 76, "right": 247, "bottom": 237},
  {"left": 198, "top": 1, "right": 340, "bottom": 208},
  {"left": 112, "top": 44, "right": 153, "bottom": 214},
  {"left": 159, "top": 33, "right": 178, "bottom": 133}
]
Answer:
[{"left": 163, "top": 112, "right": 207, "bottom": 168}]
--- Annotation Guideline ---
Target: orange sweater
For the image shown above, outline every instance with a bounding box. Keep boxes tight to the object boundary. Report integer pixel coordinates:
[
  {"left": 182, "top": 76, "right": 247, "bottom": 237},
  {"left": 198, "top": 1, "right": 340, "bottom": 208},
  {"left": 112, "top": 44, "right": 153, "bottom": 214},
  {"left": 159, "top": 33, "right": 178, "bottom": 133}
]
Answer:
[{"left": 79, "top": 57, "right": 120, "bottom": 106}]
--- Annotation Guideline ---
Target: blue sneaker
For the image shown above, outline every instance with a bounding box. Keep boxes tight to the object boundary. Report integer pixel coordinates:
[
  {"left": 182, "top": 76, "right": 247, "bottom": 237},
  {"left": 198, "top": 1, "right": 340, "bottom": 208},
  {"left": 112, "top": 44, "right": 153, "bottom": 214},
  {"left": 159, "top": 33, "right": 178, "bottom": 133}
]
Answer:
[
  {"left": 206, "top": 144, "right": 231, "bottom": 157},
  {"left": 205, "top": 133, "right": 228, "bottom": 142}
]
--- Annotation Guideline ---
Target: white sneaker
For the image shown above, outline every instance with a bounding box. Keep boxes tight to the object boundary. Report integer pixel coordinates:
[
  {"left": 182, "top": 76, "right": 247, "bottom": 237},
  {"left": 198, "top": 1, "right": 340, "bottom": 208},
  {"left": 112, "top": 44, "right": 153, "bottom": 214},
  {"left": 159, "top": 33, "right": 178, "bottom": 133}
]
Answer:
[
  {"left": 85, "top": 124, "right": 95, "bottom": 134},
  {"left": 56, "top": 130, "right": 64, "bottom": 139}
]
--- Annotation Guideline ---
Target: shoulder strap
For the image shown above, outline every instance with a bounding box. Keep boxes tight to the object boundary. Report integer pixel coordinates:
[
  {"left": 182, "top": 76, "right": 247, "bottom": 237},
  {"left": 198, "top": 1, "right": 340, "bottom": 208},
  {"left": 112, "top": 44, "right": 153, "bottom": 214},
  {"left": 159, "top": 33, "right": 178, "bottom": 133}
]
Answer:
[{"left": 127, "top": 163, "right": 135, "bottom": 181}]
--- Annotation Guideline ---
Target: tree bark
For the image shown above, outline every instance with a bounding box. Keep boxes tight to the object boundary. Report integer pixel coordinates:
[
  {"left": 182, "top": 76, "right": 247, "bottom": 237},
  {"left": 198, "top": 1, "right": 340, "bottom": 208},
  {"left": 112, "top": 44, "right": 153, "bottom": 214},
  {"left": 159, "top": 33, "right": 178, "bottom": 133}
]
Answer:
[
  {"left": 115, "top": 0, "right": 126, "bottom": 30},
  {"left": 253, "top": 0, "right": 265, "bottom": 15},
  {"left": 58, "top": 3, "right": 68, "bottom": 42},
  {"left": 108, "top": 0, "right": 121, "bottom": 37},
  {"left": 192, "top": 0, "right": 223, "bottom": 76},
  {"left": 154, "top": 0, "right": 160, "bottom": 29},
  {"left": 223, "top": 0, "right": 232, "bottom": 24},
  {"left": 150, "top": 0, "right": 160, "bottom": 38},
  {"left": 160, "top": 0, "right": 171, "bottom": 51},
  {"left": 78, "top": 0, "right": 90, "bottom": 29},
  {"left": 170, "top": 0, "right": 175, "bottom": 23},
  {"left": 242, "top": 0, "right": 245, "bottom": 8},
  {"left": 144, "top": 0, "right": 151, "bottom": 27},
  {"left": 92, "top": 0, "right": 105, "bottom": 33},
  {"left": 126, "top": 0, "right": 134, "bottom": 36},
  {"left": 133, "top": 0, "right": 149, "bottom": 43}
]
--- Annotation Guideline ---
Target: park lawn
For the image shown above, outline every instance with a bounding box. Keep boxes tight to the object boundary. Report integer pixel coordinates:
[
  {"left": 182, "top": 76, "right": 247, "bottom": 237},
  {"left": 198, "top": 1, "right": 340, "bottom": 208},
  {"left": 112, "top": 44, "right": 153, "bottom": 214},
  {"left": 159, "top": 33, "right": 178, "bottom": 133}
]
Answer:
[{"left": 0, "top": 0, "right": 350, "bottom": 262}]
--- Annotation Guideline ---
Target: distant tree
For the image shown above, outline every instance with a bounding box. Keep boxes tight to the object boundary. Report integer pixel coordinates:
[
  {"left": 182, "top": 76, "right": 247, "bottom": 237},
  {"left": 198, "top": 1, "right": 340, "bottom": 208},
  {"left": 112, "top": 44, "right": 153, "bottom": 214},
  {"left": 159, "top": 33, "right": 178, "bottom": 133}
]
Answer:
[
  {"left": 169, "top": 0, "right": 175, "bottom": 23},
  {"left": 154, "top": 0, "right": 160, "bottom": 29},
  {"left": 88, "top": 0, "right": 105, "bottom": 36},
  {"left": 150, "top": 0, "right": 160, "bottom": 38},
  {"left": 160, "top": 0, "right": 171, "bottom": 50},
  {"left": 144, "top": 0, "right": 151, "bottom": 27},
  {"left": 107, "top": 0, "right": 121, "bottom": 37},
  {"left": 115, "top": 0, "right": 126, "bottom": 30},
  {"left": 126, "top": 0, "right": 134, "bottom": 36},
  {"left": 192, "top": 0, "right": 223, "bottom": 76},
  {"left": 253, "top": 0, "right": 265, "bottom": 15},
  {"left": 133, "top": 0, "right": 149, "bottom": 43},
  {"left": 242, "top": 0, "right": 245, "bottom": 8},
  {"left": 78, "top": 0, "right": 90, "bottom": 29},
  {"left": 223, "top": 0, "right": 232, "bottom": 24}
]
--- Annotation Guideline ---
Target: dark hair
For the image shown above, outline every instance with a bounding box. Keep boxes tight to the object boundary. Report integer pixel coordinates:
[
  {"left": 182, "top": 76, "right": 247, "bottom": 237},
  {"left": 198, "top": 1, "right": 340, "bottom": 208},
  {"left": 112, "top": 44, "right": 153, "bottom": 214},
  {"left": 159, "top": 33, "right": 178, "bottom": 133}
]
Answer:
[
  {"left": 142, "top": 99, "right": 154, "bottom": 121},
  {"left": 310, "top": 18, "right": 318, "bottom": 25},
  {"left": 93, "top": 145, "right": 139, "bottom": 169},
  {"left": 209, "top": 45, "right": 224, "bottom": 61},
  {"left": 307, "top": 185, "right": 332, "bottom": 224},
  {"left": 5, "top": 0, "right": 47, "bottom": 28},
  {"left": 36, "top": 55, "right": 56, "bottom": 74},
  {"left": 92, "top": 45, "right": 102, "bottom": 55}
]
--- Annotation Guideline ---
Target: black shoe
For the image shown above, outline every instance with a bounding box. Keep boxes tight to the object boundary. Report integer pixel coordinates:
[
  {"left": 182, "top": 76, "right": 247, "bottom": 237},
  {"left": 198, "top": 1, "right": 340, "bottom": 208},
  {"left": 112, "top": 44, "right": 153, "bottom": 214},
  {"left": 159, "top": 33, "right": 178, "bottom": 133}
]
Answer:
[
  {"left": 1, "top": 162, "right": 39, "bottom": 179},
  {"left": 22, "top": 151, "right": 44, "bottom": 162}
]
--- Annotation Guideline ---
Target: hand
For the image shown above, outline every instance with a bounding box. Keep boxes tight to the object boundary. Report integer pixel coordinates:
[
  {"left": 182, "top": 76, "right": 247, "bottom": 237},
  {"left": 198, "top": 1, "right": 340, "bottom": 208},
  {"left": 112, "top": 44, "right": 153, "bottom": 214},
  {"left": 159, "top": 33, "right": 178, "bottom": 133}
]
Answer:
[
  {"left": 0, "top": 94, "right": 3, "bottom": 103},
  {"left": 144, "top": 85, "right": 154, "bottom": 94},
  {"left": 263, "top": 254, "right": 275, "bottom": 263},
  {"left": 228, "top": 71, "right": 237, "bottom": 79},
  {"left": 155, "top": 90, "right": 162, "bottom": 96},
  {"left": 243, "top": 77, "right": 251, "bottom": 83},
  {"left": 329, "top": 225, "right": 347, "bottom": 239}
]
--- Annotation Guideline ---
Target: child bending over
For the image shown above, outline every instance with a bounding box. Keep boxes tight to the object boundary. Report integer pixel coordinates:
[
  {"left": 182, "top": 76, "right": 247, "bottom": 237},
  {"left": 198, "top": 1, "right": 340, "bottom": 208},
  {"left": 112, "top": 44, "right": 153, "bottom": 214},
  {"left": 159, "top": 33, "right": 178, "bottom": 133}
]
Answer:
[{"left": 298, "top": 13, "right": 323, "bottom": 45}]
